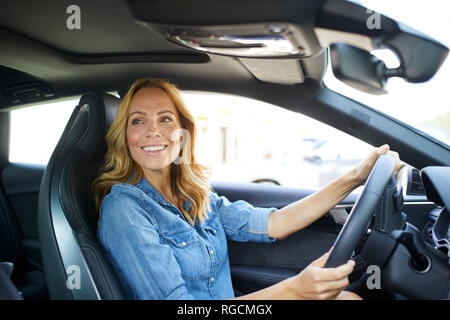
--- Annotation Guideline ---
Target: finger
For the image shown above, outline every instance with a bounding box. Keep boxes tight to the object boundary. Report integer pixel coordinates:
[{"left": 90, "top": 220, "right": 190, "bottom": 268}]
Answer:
[
  {"left": 311, "top": 274, "right": 350, "bottom": 298},
  {"left": 334, "top": 259, "right": 356, "bottom": 278},
  {"left": 366, "top": 144, "right": 389, "bottom": 163},
  {"left": 321, "top": 276, "right": 350, "bottom": 292},
  {"left": 376, "top": 144, "right": 389, "bottom": 155},
  {"left": 387, "top": 150, "right": 403, "bottom": 172},
  {"left": 311, "top": 250, "right": 332, "bottom": 268},
  {"left": 387, "top": 150, "right": 399, "bottom": 162},
  {"left": 317, "top": 288, "right": 342, "bottom": 300},
  {"left": 313, "top": 260, "right": 355, "bottom": 282}
]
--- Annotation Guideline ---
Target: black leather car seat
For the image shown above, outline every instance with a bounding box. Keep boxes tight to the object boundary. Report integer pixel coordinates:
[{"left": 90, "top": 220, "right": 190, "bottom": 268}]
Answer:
[{"left": 37, "top": 92, "right": 126, "bottom": 299}]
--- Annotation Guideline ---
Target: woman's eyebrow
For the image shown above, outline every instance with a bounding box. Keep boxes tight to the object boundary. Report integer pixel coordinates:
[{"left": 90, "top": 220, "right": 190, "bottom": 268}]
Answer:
[
  {"left": 128, "top": 110, "right": 175, "bottom": 118},
  {"left": 157, "top": 110, "right": 175, "bottom": 116},
  {"left": 128, "top": 111, "right": 145, "bottom": 118}
]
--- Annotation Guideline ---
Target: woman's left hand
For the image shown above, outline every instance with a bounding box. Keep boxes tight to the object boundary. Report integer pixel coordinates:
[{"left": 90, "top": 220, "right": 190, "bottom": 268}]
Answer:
[{"left": 352, "top": 144, "right": 403, "bottom": 187}]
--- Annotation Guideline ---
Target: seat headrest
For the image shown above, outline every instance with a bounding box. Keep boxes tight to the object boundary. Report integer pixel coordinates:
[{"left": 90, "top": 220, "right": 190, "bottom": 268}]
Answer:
[
  {"left": 66, "top": 92, "right": 121, "bottom": 163},
  {"left": 78, "top": 91, "right": 121, "bottom": 132}
]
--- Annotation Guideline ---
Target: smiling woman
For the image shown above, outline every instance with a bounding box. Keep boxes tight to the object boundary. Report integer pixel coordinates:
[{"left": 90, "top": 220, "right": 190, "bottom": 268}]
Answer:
[
  {"left": 92, "top": 78, "right": 211, "bottom": 226},
  {"left": 91, "top": 77, "right": 403, "bottom": 300}
]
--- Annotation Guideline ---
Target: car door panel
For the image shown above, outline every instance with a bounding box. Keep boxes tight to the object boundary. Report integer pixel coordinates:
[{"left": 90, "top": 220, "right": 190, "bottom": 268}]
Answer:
[
  {"left": 1, "top": 163, "right": 45, "bottom": 269},
  {"left": 230, "top": 265, "right": 298, "bottom": 296},
  {"left": 212, "top": 181, "right": 342, "bottom": 294}
]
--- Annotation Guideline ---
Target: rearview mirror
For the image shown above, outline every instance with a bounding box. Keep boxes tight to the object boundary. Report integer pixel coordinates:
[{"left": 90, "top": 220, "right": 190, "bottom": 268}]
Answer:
[{"left": 329, "top": 43, "right": 395, "bottom": 95}]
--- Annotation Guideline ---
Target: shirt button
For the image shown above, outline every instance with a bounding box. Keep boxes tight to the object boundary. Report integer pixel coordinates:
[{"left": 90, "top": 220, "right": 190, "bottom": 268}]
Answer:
[
  {"left": 181, "top": 242, "right": 187, "bottom": 247},
  {"left": 210, "top": 277, "right": 215, "bottom": 282},
  {"left": 210, "top": 250, "right": 214, "bottom": 255}
]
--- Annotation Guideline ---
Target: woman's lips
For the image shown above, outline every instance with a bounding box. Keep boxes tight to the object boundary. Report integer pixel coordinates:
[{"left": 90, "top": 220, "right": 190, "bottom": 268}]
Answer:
[{"left": 141, "top": 145, "right": 168, "bottom": 155}]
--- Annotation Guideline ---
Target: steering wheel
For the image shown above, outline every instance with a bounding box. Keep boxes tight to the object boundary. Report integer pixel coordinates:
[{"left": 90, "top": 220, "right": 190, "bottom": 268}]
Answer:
[{"left": 325, "top": 154, "right": 396, "bottom": 268}]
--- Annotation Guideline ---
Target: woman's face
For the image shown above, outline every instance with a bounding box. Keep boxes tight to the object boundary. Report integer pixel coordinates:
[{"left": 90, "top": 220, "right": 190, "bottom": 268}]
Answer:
[{"left": 127, "top": 87, "right": 183, "bottom": 174}]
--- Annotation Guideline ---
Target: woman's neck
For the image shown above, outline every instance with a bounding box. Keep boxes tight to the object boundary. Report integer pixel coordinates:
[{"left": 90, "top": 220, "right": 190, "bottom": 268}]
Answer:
[{"left": 142, "top": 167, "right": 178, "bottom": 206}]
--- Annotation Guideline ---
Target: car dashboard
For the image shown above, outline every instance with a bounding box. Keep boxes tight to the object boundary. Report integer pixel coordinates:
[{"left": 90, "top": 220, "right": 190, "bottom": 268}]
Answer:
[{"left": 420, "top": 167, "right": 450, "bottom": 259}]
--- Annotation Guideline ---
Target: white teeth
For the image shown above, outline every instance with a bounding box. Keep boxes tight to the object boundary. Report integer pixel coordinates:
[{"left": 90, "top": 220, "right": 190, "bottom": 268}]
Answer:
[{"left": 142, "top": 145, "right": 167, "bottom": 152}]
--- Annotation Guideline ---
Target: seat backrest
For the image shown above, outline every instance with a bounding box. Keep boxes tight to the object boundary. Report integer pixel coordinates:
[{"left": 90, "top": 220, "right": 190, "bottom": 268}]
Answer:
[{"left": 38, "top": 92, "right": 126, "bottom": 299}]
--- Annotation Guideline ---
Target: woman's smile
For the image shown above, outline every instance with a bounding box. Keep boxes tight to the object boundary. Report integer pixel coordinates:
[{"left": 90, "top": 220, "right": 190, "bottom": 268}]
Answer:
[{"left": 140, "top": 144, "right": 169, "bottom": 155}]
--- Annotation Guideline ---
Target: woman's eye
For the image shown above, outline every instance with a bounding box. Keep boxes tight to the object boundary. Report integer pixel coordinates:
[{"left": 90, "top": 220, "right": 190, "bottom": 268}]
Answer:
[
  {"left": 131, "top": 118, "right": 143, "bottom": 125},
  {"left": 161, "top": 116, "right": 172, "bottom": 123}
]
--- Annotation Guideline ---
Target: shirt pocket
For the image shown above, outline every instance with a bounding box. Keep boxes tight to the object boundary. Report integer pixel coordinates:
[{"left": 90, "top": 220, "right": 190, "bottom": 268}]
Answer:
[
  {"left": 160, "top": 229, "right": 207, "bottom": 280},
  {"left": 203, "top": 219, "right": 228, "bottom": 264}
]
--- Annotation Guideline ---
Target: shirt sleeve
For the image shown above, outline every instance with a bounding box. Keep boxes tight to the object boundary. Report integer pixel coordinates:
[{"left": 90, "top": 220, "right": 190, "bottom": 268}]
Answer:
[
  {"left": 97, "top": 189, "right": 194, "bottom": 300},
  {"left": 210, "top": 191, "right": 278, "bottom": 243}
]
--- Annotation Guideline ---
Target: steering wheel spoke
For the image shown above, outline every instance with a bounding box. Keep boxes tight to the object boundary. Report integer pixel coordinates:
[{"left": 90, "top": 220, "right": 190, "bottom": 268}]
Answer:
[{"left": 325, "top": 154, "right": 396, "bottom": 268}]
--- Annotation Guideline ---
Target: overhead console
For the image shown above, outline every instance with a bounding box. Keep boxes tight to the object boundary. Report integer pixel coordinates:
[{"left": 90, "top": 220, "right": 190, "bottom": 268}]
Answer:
[{"left": 126, "top": 0, "right": 448, "bottom": 91}]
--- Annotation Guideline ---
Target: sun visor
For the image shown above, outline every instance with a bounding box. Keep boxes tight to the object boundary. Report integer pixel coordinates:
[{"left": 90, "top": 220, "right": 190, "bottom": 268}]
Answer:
[
  {"left": 421, "top": 167, "right": 450, "bottom": 209},
  {"left": 239, "top": 58, "right": 304, "bottom": 85}
]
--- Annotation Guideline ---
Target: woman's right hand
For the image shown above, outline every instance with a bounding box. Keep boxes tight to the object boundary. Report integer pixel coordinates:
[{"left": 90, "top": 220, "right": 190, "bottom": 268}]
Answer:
[{"left": 287, "top": 250, "right": 358, "bottom": 300}]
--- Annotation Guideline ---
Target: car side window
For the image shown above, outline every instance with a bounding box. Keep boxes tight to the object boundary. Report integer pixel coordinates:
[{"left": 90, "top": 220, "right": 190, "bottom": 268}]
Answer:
[
  {"left": 9, "top": 99, "right": 78, "bottom": 165},
  {"left": 182, "top": 92, "right": 373, "bottom": 189},
  {"left": 8, "top": 92, "right": 374, "bottom": 189}
]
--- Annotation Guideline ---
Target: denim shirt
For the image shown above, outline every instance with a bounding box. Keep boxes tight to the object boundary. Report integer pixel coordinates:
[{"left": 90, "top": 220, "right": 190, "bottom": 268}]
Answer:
[{"left": 97, "top": 177, "right": 277, "bottom": 300}]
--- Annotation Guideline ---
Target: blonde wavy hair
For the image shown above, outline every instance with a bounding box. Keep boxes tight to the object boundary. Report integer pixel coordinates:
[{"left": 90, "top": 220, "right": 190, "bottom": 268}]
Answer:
[{"left": 92, "top": 78, "right": 211, "bottom": 225}]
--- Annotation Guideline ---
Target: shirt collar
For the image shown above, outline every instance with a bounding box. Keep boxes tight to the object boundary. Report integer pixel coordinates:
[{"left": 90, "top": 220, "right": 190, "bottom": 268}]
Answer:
[{"left": 134, "top": 176, "right": 191, "bottom": 211}]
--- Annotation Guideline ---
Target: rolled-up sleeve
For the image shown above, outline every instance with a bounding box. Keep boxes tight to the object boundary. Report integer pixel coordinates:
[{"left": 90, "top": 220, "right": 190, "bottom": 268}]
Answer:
[
  {"left": 210, "top": 192, "right": 277, "bottom": 243},
  {"left": 97, "top": 189, "right": 194, "bottom": 300}
]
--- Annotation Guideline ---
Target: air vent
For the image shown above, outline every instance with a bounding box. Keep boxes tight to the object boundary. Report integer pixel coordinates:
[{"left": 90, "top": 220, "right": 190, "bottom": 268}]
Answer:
[{"left": 409, "top": 168, "right": 425, "bottom": 195}]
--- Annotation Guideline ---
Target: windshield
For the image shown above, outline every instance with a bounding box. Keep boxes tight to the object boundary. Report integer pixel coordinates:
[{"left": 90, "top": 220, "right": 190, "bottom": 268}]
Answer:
[{"left": 324, "top": 0, "right": 450, "bottom": 146}]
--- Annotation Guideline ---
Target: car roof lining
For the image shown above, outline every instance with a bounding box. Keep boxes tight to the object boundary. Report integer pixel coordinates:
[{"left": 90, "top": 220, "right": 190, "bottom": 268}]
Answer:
[
  {"left": 0, "top": 0, "right": 448, "bottom": 172},
  {"left": 0, "top": 0, "right": 331, "bottom": 110},
  {"left": 0, "top": 0, "right": 325, "bottom": 55},
  {"left": 0, "top": 24, "right": 327, "bottom": 110},
  {"left": 0, "top": 0, "right": 192, "bottom": 55}
]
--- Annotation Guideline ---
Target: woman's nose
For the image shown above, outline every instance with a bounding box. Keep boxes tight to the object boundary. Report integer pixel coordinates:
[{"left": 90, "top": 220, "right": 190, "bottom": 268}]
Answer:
[{"left": 146, "top": 121, "right": 162, "bottom": 137}]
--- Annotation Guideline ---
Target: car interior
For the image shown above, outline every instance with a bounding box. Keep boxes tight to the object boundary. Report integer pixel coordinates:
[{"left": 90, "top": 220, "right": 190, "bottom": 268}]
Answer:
[{"left": 0, "top": 0, "right": 449, "bottom": 300}]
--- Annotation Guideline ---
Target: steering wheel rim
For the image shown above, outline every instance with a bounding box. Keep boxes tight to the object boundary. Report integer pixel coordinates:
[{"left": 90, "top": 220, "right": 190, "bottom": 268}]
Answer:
[{"left": 325, "top": 154, "right": 396, "bottom": 268}]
